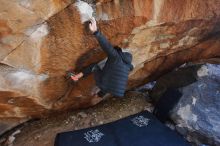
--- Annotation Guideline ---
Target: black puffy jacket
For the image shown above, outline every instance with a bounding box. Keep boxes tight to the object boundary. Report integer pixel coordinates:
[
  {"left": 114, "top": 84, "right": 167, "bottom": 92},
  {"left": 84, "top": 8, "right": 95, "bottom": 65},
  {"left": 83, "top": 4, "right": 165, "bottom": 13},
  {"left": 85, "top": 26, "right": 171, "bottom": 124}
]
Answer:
[{"left": 93, "top": 30, "right": 133, "bottom": 97}]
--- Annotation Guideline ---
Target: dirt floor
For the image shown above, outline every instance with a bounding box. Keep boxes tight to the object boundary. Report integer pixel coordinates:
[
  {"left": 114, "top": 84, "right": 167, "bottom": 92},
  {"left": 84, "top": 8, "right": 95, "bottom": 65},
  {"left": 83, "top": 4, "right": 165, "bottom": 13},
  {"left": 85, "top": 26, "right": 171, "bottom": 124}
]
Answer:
[{"left": 1, "top": 91, "right": 153, "bottom": 146}]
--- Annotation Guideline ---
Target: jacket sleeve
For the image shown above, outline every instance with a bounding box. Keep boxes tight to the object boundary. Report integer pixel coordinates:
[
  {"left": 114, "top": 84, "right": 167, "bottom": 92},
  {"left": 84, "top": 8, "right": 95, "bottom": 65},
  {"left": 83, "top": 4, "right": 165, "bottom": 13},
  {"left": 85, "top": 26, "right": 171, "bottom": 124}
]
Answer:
[{"left": 94, "top": 30, "right": 118, "bottom": 58}]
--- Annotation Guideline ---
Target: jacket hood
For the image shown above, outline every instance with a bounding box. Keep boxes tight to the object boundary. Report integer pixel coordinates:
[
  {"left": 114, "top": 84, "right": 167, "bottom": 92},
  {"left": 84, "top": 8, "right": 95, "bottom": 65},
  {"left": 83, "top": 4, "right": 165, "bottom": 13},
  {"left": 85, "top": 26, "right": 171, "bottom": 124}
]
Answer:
[
  {"left": 120, "top": 52, "right": 132, "bottom": 64},
  {"left": 118, "top": 50, "right": 134, "bottom": 71}
]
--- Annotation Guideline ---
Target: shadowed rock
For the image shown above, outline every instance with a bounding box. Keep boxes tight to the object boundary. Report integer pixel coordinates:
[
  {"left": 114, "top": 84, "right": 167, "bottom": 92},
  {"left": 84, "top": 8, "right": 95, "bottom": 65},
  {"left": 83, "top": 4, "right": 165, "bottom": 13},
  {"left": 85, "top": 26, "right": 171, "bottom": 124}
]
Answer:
[{"left": 0, "top": 0, "right": 220, "bottom": 120}]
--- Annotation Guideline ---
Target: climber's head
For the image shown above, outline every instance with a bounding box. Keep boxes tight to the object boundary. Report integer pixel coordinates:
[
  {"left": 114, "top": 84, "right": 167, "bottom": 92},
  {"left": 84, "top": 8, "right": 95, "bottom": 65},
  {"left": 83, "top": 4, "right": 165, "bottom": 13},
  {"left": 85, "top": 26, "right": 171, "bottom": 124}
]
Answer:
[
  {"left": 114, "top": 46, "right": 130, "bottom": 53},
  {"left": 114, "top": 46, "right": 122, "bottom": 51}
]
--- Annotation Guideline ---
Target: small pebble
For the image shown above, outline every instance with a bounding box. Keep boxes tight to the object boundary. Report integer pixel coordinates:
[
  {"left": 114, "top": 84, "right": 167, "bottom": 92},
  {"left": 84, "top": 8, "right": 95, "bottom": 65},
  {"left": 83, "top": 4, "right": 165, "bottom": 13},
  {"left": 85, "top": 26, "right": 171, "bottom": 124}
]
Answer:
[{"left": 78, "top": 112, "right": 87, "bottom": 118}]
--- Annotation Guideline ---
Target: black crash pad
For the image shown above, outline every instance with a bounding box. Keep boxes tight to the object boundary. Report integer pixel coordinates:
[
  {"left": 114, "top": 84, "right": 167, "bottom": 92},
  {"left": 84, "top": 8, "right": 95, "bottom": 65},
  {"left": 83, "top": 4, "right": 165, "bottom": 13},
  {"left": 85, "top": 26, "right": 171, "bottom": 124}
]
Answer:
[{"left": 55, "top": 111, "right": 190, "bottom": 146}]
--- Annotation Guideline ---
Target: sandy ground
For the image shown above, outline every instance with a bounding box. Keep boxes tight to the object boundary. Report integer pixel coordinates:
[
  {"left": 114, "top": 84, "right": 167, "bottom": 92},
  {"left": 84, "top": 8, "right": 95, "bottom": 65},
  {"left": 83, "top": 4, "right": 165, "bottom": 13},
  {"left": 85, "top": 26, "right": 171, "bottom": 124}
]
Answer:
[{"left": 1, "top": 91, "right": 152, "bottom": 146}]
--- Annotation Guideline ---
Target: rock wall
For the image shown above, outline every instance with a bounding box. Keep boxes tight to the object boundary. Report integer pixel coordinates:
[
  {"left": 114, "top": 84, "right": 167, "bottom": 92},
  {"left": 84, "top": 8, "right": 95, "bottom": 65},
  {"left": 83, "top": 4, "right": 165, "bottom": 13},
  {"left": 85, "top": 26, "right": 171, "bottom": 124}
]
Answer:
[
  {"left": 171, "top": 64, "right": 220, "bottom": 145},
  {"left": 0, "top": 0, "right": 220, "bottom": 119},
  {"left": 148, "top": 63, "right": 220, "bottom": 145}
]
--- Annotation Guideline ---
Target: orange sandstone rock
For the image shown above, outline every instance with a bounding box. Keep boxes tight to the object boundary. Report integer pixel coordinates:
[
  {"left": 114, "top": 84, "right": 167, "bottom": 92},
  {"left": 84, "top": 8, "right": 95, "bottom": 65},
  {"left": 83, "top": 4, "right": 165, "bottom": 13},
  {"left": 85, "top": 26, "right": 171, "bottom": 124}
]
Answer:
[{"left": 0, "top": 0, "right": 220, "bottom": 120}]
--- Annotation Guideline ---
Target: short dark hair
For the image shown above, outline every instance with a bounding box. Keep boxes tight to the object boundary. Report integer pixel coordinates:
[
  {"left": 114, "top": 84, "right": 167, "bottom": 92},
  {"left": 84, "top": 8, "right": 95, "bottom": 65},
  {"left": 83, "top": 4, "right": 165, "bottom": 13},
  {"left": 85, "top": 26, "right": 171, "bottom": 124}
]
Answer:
[{"left": 114, "top": 45, "right": 121, "bottom": 51}]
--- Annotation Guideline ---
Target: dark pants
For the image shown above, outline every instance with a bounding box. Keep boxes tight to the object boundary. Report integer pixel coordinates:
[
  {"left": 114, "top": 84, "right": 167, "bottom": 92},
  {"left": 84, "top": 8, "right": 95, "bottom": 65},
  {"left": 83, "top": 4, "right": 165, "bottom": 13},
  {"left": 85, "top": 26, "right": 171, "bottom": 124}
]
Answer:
[{"left": 81, "top": 63, "right": 107, "bottom": 98}]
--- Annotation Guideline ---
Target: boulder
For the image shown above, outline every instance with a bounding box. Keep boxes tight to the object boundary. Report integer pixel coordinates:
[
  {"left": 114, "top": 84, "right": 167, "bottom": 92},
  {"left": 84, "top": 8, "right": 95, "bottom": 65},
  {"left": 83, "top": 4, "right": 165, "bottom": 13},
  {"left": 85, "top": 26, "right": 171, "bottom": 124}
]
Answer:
[
  {"left": 0, "top": 0, "right": 220, "bottom": 120},
  {"left": 171, "top": 64, "right": 220, "bottom": 145}
]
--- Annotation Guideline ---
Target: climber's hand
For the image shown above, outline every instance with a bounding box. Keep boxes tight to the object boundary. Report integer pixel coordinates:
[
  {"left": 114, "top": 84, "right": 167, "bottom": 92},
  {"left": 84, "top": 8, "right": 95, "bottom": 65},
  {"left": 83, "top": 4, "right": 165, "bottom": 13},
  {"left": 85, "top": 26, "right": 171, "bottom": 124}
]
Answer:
[
  {"left": 70, "top": 72, "right": 83, "bottom": 82},
  {"left": 89, "top": 17, "right": 97, "bottom": 33},
  {"left": 71, "top": 75, "right": 79, "bottom": 81}
]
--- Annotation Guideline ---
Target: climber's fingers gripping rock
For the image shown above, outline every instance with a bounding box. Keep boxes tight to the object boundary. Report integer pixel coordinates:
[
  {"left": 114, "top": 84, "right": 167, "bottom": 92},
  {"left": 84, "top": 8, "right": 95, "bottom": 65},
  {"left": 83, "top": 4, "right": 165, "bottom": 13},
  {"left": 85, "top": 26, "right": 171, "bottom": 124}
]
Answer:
[
  {"left": 89, "top": 17, "right": 98, "bottom": 33},
  {"left": 71, "top": 75, "right": 79, "bottom": 81}
]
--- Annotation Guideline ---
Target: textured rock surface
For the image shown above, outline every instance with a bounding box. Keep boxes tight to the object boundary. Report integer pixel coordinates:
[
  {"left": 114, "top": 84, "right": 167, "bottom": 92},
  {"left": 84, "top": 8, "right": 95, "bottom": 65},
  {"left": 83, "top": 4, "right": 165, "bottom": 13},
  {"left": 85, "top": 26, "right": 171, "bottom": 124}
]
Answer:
[
  {"left": 0, "top": 93, "right": 153, "bottom": 146},
  {"left": 171, "top": 64, "right": 220, "bottom": 146},
  {"left": 0, "top": 0, "right": 220, "bottom": 120}
]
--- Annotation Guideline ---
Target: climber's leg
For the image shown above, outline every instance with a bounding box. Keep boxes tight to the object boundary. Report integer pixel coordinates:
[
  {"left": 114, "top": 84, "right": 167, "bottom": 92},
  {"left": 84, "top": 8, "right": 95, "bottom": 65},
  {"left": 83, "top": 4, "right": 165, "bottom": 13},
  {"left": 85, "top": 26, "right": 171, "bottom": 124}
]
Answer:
[{"left": 91, "top": 90, "right": 111, "bottom": 105}]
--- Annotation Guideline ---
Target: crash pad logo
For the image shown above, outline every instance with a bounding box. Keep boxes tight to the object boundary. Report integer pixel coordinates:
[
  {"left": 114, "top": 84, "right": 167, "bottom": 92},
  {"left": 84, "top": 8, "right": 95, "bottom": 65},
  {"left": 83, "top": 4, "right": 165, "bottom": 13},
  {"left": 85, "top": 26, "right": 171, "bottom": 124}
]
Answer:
[
  {"left": 84, "top": 129, "right": 104, "bottom": 143},
  {"left": 131, "top": 115, "right": 150, "bottom": 127}
]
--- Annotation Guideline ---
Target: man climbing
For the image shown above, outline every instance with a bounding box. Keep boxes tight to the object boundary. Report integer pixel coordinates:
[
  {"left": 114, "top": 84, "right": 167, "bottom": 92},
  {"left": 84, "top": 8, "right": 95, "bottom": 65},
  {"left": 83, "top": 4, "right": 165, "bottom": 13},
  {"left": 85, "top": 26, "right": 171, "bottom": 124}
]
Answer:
[{"left": 70, "top": 17, "right": 133, "bottom": 104}]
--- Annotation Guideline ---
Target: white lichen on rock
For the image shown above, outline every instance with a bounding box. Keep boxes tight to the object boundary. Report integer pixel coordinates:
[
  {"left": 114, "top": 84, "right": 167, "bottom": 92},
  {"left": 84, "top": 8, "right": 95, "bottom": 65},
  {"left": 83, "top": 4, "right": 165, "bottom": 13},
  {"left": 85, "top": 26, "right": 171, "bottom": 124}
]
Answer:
[
  {"left": 176, "top": 104, "right": 198, "bottom": 128},
  {"left": 30, "top": 23, "right": 49, "bottom": 42},
  {"left": 75, "top": 0, "right": 94, "bottom": 23},
  {"left": 197, "top": 65, "right": 209, "bottom": 77}
]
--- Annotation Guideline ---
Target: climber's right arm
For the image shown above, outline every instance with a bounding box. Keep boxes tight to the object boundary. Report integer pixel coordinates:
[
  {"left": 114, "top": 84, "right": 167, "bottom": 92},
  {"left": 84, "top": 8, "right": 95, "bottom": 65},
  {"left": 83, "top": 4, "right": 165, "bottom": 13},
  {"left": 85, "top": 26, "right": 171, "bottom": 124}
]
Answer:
[{"left": 89, "top": 17, "right": 118, "bottom": 58}]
